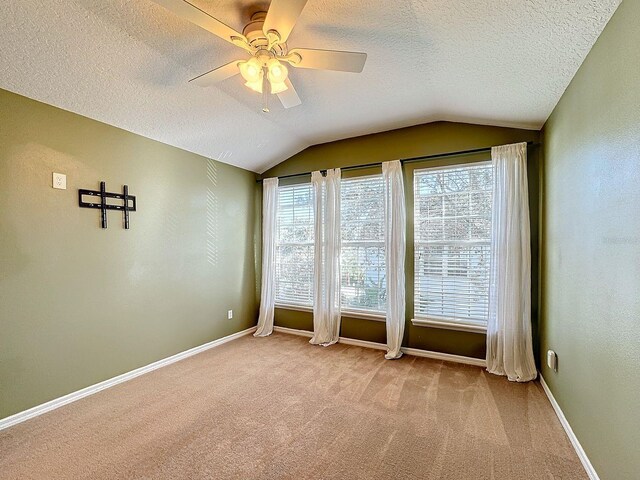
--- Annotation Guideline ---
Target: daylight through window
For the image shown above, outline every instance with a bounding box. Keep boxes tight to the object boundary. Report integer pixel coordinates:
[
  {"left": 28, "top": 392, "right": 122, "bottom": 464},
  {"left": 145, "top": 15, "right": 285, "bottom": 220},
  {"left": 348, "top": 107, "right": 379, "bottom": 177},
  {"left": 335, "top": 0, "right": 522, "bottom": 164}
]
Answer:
[
  {"left": 413, "top": 163, "right": 493, "bottom": 325},
  {"left": 340, "top": 175, "right": 386, "bottom": 313},
  {"left": 275, "top": 183, "right": 315, "bottom": 307}
]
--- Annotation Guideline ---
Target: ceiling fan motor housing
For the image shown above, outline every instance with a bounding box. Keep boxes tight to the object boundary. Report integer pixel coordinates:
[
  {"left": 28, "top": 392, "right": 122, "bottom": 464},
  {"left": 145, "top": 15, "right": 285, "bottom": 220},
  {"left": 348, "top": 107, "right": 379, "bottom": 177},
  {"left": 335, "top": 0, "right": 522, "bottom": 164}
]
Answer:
[{"left": 243, "top": 11, "right": 287, "bottom": 56}]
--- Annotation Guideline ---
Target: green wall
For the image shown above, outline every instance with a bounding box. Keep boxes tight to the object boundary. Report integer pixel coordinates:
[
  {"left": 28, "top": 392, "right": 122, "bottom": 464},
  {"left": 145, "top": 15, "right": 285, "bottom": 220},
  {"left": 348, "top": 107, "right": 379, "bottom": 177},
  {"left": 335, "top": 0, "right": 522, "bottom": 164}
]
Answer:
[
  {"left": 0, "top": 89, "right": 259, "bottom": 419},
  {"left": 263, "top": 122, "right": 540, "bottom": 359},
  {"left": 540, "top": 1, "right": 640, "bottom": 478}
]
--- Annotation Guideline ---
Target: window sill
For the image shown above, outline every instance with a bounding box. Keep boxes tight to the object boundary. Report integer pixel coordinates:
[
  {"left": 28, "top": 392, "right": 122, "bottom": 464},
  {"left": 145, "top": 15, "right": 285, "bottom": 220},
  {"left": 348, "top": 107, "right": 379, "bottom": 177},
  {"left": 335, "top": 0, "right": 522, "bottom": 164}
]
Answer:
[
  {"left": 411, "top": 318, "right": 487, "bottom": 334},
  {"left": 341, "top": 309, "right": 386, "bottom": 322},
  {"left": 275, "top": 303, "right": 313, "bottom": 313},
  {"left": 274, "top": 304, "right": 386, "bottom": 322}
]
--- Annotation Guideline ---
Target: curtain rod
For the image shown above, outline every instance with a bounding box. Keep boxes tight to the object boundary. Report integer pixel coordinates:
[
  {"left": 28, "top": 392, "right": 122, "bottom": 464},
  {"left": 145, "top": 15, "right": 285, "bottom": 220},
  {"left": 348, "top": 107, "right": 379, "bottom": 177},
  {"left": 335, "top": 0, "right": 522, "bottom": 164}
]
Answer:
[{"left": 257, "top": 141, "right": 538, "bottom": 182}]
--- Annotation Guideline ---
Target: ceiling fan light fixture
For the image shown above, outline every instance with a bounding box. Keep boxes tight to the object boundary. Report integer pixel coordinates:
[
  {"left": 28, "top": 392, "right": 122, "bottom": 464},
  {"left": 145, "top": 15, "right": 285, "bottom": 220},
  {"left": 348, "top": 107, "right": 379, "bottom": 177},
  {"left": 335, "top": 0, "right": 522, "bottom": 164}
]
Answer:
[
  {"left": 266, "top": 58, "right": 288, "bottom": 84},
  {"left": 163, "top": 0, "right": 368, "bottom": 110},
  {"left": 239, "top": 57, "right": 262, "bottom": 83}
]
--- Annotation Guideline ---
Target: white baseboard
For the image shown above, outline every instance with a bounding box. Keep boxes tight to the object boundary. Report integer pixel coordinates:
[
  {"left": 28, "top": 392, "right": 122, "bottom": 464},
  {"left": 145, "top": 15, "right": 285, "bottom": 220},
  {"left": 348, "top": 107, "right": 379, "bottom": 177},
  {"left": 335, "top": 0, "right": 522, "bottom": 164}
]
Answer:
[
  {"left": 0, "top": 326, "right": 257, "bottom": 431},
  {"left": 273, "top": 326, "right": 486, "bottom": 367},
  {"left": 337, "top": 336, "right": 387, "bottom": 351},
  {"left": 273, "top": 325, "right": 313, "bottom": 338},
  {"left": 401, "top": 346, "right": 486, "bottom": 367},
  {"left": 539, "top": 374, "right": 599, "bottom": 480}
]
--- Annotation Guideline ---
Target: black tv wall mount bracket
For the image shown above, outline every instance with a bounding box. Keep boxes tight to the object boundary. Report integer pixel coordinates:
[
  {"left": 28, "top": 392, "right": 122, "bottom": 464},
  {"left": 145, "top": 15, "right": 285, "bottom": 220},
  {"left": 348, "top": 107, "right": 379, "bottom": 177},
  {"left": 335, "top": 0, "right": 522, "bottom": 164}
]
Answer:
[{"left": 78, "top": 181, "right": 137, "bottom": 229}]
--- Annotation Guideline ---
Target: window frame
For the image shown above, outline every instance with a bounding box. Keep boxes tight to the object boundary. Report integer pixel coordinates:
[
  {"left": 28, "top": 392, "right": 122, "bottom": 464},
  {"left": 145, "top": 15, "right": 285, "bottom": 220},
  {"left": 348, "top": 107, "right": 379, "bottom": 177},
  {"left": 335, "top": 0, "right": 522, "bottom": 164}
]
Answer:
[
  {"left": 272, "top": 174, "right": 388, "bottom": 322},
  {"left": 411, "top": 160, "right": 493, "bottom": 333},
  {"left": 273, "top": 182, "right": 315, "bottom": 309},
  {"left": 339, "top": 173, "right": 387, "bottom": 318}
]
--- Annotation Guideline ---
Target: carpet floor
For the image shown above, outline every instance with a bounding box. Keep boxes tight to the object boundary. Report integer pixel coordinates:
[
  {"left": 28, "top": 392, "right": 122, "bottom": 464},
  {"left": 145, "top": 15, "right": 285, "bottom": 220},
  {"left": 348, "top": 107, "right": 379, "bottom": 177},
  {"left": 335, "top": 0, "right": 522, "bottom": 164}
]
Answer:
[{"left": 0, "top": 332, "right": 586, "bottom": 479}]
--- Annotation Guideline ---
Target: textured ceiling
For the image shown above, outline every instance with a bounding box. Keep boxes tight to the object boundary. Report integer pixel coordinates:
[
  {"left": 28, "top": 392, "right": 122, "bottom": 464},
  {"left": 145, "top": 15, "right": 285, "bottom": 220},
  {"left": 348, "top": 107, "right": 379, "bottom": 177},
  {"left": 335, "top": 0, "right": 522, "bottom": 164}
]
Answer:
[{"left": 0, "top": 0, "right": 620, "bottom": 172}]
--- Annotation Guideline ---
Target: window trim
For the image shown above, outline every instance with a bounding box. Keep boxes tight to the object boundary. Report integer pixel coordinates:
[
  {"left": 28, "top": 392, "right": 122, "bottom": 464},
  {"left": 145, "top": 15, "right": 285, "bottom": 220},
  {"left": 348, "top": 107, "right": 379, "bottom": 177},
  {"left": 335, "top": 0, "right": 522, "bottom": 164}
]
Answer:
[
  {"left": 275, "top": 302, "right": 313, "bottom": 313},
  {"left": 411, "top": 317, "right": 487, "bottom": 334},
  {"left": 340, "top": 173, "right": 387, "bottom": 314},
  {"left": 274, "top": 174, "right": 388, "bottom": 315},
  {"left": 274, "top": 304, "right": 386, "bottom": 322},
  {"left": 274, "top": 182, "right": 315, "bottom": 307},
  {"left": 412, "top": 160, "right": 493, "bottom": 329},
  {"left": 341, "top": 308, "right": 386, "bottom": 322}
]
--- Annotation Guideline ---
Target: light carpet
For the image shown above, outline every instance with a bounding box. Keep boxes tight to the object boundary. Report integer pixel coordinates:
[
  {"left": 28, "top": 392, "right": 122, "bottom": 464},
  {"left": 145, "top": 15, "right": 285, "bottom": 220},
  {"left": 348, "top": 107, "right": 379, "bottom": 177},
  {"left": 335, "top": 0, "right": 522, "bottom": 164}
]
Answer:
[{"left": 0, "top": 332, "right": 586, "bottom": 479}]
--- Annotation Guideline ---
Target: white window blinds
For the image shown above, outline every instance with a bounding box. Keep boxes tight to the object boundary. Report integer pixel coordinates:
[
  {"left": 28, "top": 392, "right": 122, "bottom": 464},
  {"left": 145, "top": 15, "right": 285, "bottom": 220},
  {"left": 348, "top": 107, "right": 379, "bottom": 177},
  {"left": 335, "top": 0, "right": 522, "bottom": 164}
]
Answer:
[
  {"left": 414, "top": 163, "right": 493, "bottom": 325},
  {"left": 341, "top": 175, "right": 386, "bottom": 313},
  {"left": 275, "top": 183, "right": 314, "bottom": 307}
]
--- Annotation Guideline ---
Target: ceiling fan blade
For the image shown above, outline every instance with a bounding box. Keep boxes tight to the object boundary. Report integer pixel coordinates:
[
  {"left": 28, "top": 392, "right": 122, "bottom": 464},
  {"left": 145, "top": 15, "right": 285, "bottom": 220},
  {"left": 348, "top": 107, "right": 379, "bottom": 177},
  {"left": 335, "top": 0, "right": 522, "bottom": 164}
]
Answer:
[
  {"left": 288, "top": 48, "right": 367, "bottom": 73},
  {"left": 152, "top": 0, "right": 249, "bottom": 49},
  {"left": 277, "top": 79, "right": 302, "bottom": 109},
  {"left": 263, "top": 0, "right": 309, "bottom": 43},
  {"left": 189, "top": 61, "right": 241, "bottom": 87}
]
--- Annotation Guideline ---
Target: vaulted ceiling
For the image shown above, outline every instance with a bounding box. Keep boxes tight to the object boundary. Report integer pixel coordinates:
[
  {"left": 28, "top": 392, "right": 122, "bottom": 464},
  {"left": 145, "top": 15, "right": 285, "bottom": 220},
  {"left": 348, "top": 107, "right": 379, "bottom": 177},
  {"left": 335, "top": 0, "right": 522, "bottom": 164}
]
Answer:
[{"left": 0, "top": 0, "right": 620, "bottom": 172}]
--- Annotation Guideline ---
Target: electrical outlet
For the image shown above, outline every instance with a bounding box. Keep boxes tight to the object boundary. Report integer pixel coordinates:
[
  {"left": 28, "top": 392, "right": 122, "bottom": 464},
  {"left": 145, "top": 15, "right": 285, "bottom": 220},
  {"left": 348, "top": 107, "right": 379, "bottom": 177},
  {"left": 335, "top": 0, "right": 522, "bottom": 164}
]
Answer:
[
  {"left": 53, "top": 172, "right": 67, "bottom": 190},
  {"left": 227, "top": 310, "right": 233, "bottom": 320}
]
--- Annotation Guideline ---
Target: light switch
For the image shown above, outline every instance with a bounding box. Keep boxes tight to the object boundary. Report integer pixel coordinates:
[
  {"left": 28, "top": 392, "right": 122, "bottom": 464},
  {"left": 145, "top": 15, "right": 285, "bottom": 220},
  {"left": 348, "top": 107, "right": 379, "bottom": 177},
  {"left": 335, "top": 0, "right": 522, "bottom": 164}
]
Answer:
[{"left": 53, "top": 173, "right": 67, "bottom": 190}]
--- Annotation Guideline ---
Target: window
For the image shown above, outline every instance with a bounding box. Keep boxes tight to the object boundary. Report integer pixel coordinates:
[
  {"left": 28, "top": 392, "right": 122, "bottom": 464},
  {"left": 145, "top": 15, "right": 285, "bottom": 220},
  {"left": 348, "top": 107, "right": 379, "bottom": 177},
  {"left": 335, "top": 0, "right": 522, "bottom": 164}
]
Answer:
[
  {"left": 341, "top": 175, "right": 386, "bottom": 313},
  {"left": 275, "top": 183, "right": 314, "bottom": 307},
  {"left": 414, "top": 163, "right": 493, "bottom": 327}
]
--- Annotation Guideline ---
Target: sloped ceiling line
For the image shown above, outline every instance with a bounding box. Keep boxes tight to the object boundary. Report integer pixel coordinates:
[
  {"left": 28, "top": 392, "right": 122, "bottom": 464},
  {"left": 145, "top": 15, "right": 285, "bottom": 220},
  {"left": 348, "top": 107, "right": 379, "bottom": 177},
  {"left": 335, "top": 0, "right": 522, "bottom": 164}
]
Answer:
[{"left": 0, "top": 0, "right": 620, "bottom": 172}]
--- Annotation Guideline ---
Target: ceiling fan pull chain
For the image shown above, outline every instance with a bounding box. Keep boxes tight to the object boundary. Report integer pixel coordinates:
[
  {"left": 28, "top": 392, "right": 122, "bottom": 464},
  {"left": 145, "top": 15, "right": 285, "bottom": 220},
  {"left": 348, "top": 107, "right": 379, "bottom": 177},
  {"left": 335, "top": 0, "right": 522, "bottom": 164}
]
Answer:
[{"left": 262, "top": 67, "right": 270, "bottom": 113}]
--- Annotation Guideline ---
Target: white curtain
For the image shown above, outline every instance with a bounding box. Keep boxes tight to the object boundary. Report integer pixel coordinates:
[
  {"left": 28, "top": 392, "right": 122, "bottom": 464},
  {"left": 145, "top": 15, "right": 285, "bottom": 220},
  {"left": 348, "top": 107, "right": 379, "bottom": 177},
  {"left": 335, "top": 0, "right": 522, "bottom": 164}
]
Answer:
[
  {"left": 254, "top": 177, "right": 279, "bottom": 337},
  {"left": 310, "top": 169, "right": 342, "bottom": 346},
  {"left": 382, "top": 161, "right": 406, "bottom": 359},
  {"left": 486, "top": 143, "right": 537, "bottom": 382}
]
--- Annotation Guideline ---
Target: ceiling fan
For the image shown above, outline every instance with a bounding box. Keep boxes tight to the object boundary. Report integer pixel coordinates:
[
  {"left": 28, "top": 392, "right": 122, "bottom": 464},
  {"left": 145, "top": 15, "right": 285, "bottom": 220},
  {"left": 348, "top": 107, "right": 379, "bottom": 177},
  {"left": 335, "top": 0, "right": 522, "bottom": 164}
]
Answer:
[{"left": 152, "top": 0, "right": 367, "bottom": 112}]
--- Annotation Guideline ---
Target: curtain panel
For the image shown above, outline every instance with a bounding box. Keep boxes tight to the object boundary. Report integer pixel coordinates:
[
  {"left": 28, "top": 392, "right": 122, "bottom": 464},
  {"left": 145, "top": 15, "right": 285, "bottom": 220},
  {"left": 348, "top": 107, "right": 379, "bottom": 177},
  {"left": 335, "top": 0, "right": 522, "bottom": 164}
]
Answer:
[
  {"left": 486, "top": 143, "right": 537, "bottom": 382},
  {"left": 310, "top": 169, "right": 342, "bottom": 346},
  {"left": 255, "top": 177, "right": 279, "bottom": 337},
  {"left": 382, "top": 160, "right": 406, "bottom": 359}
]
